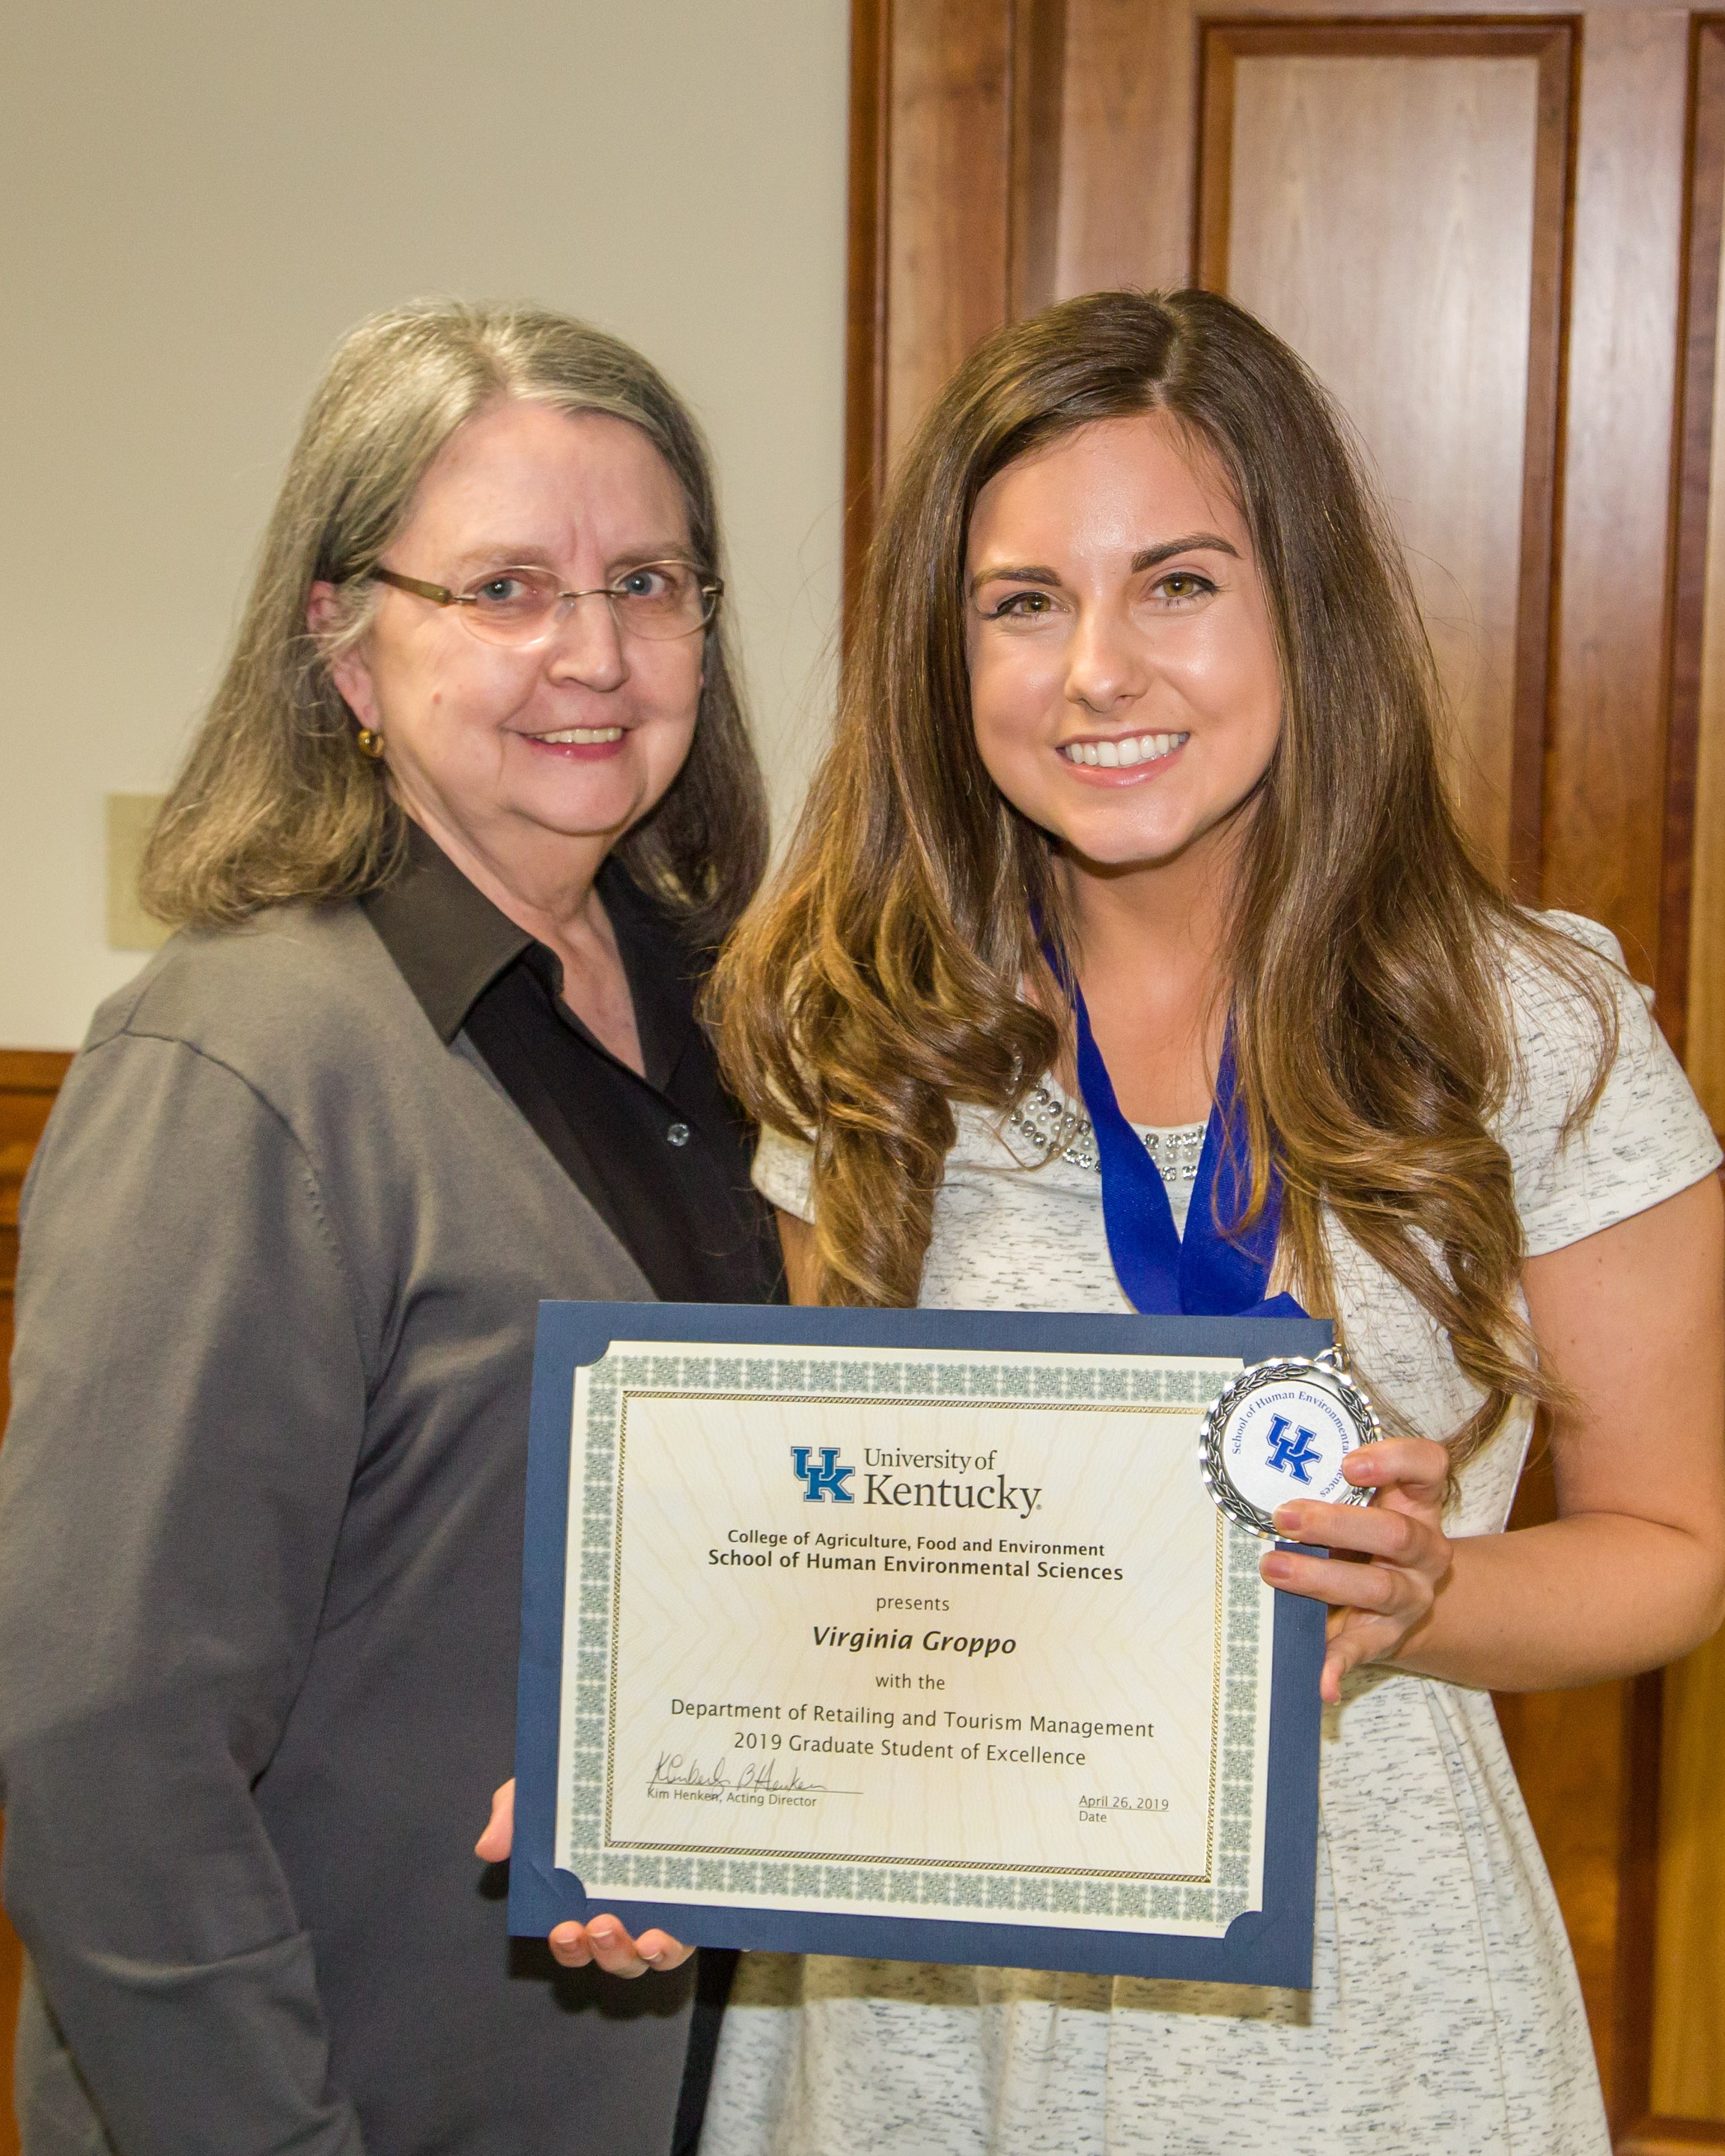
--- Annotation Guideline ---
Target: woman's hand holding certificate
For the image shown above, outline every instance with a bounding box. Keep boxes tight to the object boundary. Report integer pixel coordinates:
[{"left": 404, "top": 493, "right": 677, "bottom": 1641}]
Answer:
[{"left": 476, "top": 1782, "right": 693, "bottom": 1976}]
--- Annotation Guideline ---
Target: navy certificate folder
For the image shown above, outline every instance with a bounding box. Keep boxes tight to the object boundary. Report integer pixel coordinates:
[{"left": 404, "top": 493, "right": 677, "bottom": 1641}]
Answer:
[{"left": 511, "top": 1302, "right": 1330, "bottom": 1988}]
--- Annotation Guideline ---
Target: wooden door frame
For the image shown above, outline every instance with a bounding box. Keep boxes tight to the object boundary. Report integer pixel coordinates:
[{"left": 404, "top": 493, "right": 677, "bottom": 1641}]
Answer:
[{"left": 1661, "top": 15, "right": 1725, "bottom": 1062}]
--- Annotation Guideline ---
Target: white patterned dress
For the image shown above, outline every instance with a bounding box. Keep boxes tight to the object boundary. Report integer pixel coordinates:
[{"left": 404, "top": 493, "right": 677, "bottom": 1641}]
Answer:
[{"left": 699, "top": 916, "right": 1721, "bottom": 2156}]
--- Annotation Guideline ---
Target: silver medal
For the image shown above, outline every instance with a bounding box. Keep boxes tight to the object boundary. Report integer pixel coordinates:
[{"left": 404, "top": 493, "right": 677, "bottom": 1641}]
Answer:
[{"left": 1199, "top": 1348, "right": 1383, "bottom": 1538}]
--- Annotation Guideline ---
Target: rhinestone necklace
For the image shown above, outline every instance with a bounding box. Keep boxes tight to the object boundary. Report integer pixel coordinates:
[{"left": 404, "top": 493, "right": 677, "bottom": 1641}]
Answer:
[{"left": 1006, "top": 1080, "right": 1206, "bottom": 1183}]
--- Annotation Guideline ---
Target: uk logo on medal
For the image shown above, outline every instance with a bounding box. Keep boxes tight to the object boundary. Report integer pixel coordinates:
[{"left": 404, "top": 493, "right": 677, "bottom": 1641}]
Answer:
[
  {"left": 791, "top": 1446, "right": 855, "bottom": 1502},
  {"left": 1199, "top": 1352, "right": 1382, "bottom": 1538},
  {"left": 1262, "top": 1415, "right": 1323, "bottom": 1484}
]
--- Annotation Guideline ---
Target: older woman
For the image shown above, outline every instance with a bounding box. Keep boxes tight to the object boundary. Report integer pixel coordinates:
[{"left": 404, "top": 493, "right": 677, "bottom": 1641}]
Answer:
[{"left": 0, "top": 303, "right": 778, "bottom": 2155}]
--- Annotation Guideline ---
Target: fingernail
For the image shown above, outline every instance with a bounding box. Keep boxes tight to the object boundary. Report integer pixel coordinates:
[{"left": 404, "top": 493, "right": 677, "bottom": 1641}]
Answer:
[
  {"left": 589, "top": 1920, "right": 615, "bottom": 1941},
  {"left": 1272, "top": 1505, "right": 1299, "bottom": 1532},
  {"left": 1262, "top": 1553, "right": 1291, "bottom": 1581}
]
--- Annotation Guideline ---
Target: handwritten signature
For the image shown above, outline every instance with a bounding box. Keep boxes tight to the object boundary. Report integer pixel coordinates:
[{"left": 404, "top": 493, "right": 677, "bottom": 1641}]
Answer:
[{"left": 648, "top": 1752, "right": 858, "bottom": 1797}]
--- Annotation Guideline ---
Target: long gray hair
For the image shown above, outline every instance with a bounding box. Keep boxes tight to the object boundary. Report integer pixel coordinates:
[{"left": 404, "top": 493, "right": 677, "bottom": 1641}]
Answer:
[{"left": 142, "top": 299, "right": 767, "bottom": 948}]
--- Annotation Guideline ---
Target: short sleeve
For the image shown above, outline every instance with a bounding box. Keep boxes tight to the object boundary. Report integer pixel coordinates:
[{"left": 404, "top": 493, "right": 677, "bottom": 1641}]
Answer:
[
  {"left": 753, "top": 1122, "right": 817, "bottom": 1222},
  {"left": 1503, "top": 912, "right": 1721, "bottom": 1256}
]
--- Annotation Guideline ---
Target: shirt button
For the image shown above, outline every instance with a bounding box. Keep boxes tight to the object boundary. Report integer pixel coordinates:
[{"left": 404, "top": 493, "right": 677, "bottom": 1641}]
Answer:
[{"left": 666, "top": 1121, "right": 691, "bottom": 1148}]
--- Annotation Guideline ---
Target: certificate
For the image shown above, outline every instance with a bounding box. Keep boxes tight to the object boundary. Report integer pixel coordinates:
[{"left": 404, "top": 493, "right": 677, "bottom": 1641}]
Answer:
[{"left": 511, "top": 1304, "right": 1330, "bottom": 1988}]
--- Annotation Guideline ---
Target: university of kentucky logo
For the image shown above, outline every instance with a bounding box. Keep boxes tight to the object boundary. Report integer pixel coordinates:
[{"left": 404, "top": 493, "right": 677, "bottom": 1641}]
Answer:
[
  {"left": 1262, "top": 1413, "right": 1322, "bottom": 1484},
  {"left": 791, "top": 1446, "right": 855, "bottom": 1502}
]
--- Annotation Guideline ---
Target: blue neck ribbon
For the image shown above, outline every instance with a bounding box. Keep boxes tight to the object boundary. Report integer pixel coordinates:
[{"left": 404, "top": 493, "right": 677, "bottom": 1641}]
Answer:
[{"left": 1070, "top": 981, "right": 1306, "bottom": 1320}]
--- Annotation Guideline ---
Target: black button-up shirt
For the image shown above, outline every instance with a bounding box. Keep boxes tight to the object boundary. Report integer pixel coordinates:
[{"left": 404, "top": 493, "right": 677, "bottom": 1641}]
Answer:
[{"left": 362, "top": 822, "right": 782, "bottom": 1308}]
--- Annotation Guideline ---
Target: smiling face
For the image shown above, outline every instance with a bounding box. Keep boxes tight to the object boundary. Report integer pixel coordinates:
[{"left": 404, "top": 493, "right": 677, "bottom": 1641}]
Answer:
[
  {"left": 321, "top": 398, "right": 704, "bottom": 884},
  {"left": 964, "top": 412, "right": 1283, "bottom": 880}
]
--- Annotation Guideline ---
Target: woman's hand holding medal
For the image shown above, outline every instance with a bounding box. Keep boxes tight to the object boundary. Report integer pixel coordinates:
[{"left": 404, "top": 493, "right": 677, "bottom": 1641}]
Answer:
[{"left": 1262, "top": 1437, "right": 1453, "bottom": 1705}]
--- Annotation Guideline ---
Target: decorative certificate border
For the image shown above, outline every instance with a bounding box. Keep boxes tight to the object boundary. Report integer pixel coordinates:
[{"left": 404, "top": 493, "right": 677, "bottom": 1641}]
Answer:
[{"left": 556, "top": 1344, "right": 1271, "bottom": 1936}]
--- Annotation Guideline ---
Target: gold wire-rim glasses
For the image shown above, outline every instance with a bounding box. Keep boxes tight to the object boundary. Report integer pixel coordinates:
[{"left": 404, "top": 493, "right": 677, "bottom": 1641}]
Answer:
[{"left": 368, "top": 560, "right": 722, "bottom": 646}]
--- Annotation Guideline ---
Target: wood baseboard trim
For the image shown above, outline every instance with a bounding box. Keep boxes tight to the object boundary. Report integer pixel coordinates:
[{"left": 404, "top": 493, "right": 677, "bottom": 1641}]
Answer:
[
  {"left": 1618, "top": 2118, "right": 1725, "bottom": 2154},
  {"left": 0, "top": 1050, "right": 73, "bottom": 1091},
  {"left": 1, "top": 1050, "right": 73, "bottom": 1285}
]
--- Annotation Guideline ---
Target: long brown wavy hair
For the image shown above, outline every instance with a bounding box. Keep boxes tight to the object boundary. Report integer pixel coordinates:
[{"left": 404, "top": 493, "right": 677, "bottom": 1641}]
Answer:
[
  {"left": 142, "top": 300, "right": 767, "bottom": 950},
  {"left": 717, "top": 288, "right": 1614, "bottom": 1465}
]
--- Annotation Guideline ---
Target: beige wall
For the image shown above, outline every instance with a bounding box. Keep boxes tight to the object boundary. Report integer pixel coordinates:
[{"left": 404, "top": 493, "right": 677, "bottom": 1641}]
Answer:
[{"left": 0, "top": 0, "right": 849, "bottom": 1048}]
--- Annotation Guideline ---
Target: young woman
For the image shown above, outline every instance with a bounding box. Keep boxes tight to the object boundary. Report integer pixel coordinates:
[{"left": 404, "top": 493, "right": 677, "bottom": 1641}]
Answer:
[{"left": 698, "top": 290, "right": 1725, "bottom": 2154}]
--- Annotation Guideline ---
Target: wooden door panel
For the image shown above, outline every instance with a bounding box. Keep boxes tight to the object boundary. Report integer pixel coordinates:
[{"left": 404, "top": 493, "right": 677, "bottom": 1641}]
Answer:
[{"left": 1196, "top": 26, "right": 1563, "bottom": 877}]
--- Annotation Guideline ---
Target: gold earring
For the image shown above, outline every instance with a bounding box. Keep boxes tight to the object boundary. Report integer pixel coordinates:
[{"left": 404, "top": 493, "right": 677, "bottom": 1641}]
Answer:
[{"left": 356, "top": 728, "right": 386, "bottom": 761}]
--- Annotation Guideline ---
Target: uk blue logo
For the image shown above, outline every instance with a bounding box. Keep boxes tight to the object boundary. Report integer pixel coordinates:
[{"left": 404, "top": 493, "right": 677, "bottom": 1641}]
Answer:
[
  {"left": 791, "top": 1446, "right": 855, "bottom": 1502},
  {"left": 1263, "top": 1414, "right": 1322, "bottom": 1483}
]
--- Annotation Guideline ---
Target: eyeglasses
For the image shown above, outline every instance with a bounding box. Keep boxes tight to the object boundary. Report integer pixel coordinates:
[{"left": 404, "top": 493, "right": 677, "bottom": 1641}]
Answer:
[{"left": 369, "top": 560, "right": 722, "bottom": 646}]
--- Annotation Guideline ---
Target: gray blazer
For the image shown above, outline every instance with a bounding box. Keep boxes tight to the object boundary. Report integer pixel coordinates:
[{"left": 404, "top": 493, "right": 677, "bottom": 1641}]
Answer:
[{"left": 0, "top": 901, "right": 698, "bottom": 2155}]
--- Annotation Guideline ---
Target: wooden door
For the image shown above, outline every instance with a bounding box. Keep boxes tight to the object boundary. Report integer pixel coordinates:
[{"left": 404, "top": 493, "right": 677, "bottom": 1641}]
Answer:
[{"left": 845, "top": 1, "right": 1725, "bottom": 2144}]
